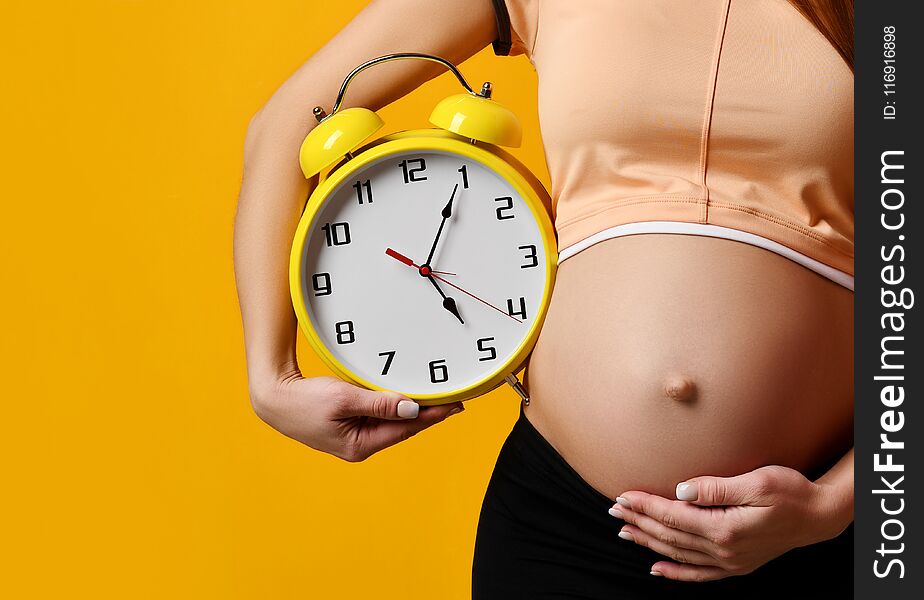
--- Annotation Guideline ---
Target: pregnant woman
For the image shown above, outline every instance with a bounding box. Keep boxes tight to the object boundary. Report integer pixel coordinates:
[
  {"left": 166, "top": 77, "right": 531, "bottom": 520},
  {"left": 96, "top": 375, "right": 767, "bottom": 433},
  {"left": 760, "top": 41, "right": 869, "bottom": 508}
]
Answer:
[{"left": 234, "top": 1, "right": 855, "bottom": 598}]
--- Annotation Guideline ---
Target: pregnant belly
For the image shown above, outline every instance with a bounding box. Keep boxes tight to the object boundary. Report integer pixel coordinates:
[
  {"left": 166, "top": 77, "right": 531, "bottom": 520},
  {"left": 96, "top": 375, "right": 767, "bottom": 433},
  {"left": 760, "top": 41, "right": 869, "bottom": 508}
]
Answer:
[{"left": 523, "top": 234, "right": 854, "bottom": 501}]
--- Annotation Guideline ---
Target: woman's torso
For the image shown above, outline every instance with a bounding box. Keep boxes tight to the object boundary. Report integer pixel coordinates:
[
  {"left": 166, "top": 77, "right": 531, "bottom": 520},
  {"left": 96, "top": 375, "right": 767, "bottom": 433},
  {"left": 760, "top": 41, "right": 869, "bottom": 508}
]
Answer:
[
  {"left": 503, "top": 0, "right": 854, "bottom": 498},
  {"left": 523, "top": 235, "right": 853, "bottom": 500}
]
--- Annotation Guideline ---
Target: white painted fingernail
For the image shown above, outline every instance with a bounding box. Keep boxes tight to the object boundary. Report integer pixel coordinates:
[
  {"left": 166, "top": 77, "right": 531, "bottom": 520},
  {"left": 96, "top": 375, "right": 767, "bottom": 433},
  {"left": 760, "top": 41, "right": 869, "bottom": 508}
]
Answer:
[
  {"left": 618, "top": 530, "right": 634, "bottom": 541},
  {"left": 615, "top": 496, "right": 632, "bottom": 508},
  {"left": 448, "top": 406, "right": 464, "bottom": 416},
  {"left": 650, "top": 570, "right": 663, "bottom": 577},
  {"left": 676, "top": 482, "right": 698, "bottom": 501},
  {"left": 397, "top": 400, "right": 419, "bottom": 419},
  {"left": 608, "top": 507, "right": 623, "bottom": 519}
]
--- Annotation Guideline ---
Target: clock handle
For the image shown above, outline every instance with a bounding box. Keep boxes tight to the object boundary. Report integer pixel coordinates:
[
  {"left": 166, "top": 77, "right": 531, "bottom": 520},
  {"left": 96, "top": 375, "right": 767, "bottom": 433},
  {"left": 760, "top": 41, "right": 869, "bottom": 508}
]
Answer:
[
  {"left": 317, "top": 53, "right": 521, "bottom": 147},
  {"left": 504, "top": 373, "right": 530, "bottom": 406},
  {"left": 326, "top": 52, "right": 478, "bottom": 118}
]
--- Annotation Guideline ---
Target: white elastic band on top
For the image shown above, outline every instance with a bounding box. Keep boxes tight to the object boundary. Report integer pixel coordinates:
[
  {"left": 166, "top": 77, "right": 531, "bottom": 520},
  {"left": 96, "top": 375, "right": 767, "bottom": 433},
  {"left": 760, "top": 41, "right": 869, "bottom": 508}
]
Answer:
[{"left": 556, "top": 221, "right": 854, "bottom": 292}]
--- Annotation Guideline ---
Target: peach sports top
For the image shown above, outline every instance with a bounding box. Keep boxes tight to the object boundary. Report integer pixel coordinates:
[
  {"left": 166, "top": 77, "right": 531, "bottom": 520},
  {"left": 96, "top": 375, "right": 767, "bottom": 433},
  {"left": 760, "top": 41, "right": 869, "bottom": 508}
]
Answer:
[{"left": 498, "top": 0, "right": 854, "bottom": 289}]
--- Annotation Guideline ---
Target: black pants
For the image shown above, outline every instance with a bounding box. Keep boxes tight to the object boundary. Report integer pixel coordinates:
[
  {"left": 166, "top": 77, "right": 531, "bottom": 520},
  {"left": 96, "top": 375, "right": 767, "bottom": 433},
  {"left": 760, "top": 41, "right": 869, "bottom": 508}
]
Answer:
[{"left": 472, "top": 410, "right": 853, "bottom": 599}]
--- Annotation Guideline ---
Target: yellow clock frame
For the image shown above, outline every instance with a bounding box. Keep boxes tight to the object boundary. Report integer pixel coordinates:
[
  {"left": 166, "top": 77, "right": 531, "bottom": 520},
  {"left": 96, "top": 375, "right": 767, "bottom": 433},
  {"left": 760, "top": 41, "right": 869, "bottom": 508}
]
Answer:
[{"left": 289, "top": 130, "right": 558, "bottom": 405}]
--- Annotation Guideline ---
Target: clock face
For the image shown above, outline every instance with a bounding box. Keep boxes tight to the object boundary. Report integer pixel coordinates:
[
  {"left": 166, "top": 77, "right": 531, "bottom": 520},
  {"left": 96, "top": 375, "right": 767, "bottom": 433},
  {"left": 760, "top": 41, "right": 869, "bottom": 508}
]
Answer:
[{"left": 296, "top": 146, "right": 551, "bottom": 397}]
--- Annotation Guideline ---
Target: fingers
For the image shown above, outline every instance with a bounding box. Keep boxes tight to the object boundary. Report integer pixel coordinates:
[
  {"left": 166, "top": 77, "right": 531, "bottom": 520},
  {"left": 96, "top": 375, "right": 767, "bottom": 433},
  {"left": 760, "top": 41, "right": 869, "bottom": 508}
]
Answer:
[
  {"left": 333, "top": 384, "right": 423, "bottom": 421},
  {"left": 615, "top": 493, "right": 717, "bottom": 538},
  {"left": 649, "top": 561, "right": 729, "bottom": 582},
  {"left": 676, "top": 469, "right": 776, "bottom": 507},
  {"left": 609, "top": 503, "right": 717, "bottom": 556},
  {"left": 609, "top": 494, "right": 738, "bottom": 580},
  {"left": 617, "top": 523, "right": 720, "bottom": 567},
  {"left": 355, "top": 403, "right": 464, "bottom": 457}
]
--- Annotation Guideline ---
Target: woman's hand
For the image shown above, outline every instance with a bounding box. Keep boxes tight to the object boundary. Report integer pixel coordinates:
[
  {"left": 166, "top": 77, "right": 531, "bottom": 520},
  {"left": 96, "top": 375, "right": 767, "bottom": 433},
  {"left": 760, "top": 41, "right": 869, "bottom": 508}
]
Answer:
[
  {"left": 252, "top": 372, "right": 463, "bottom": 462},
  {"left": 609, "top": 463, "right": 854, "bottom": 582}
]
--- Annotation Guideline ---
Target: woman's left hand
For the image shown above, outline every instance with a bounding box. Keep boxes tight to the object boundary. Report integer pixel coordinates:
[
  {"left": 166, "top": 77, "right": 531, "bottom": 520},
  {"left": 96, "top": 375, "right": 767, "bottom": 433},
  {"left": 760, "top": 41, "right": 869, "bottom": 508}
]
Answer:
[{"left": 610, "top": 465, "right": 851, "bottom": 582}]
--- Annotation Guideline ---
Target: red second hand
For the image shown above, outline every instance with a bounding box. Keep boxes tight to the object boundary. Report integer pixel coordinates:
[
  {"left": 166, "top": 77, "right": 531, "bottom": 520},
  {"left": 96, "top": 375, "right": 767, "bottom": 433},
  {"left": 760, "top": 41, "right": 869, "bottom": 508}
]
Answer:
[
  {"left": 385, "top": 247, "right": 415, "bottom": 266},
  {"left": 384, "top": 247, "right": 521, "bottom": 323},
  {"left": 384, "top": 248, "right": 453, "bottom": 275}
]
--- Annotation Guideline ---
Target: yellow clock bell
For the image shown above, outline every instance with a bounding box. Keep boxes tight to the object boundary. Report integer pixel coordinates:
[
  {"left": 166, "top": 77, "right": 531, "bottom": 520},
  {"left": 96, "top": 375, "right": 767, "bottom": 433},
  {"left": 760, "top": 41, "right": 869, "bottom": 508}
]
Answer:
[{"left": 290, "top": 53, "right": 557, "bottom": 406}]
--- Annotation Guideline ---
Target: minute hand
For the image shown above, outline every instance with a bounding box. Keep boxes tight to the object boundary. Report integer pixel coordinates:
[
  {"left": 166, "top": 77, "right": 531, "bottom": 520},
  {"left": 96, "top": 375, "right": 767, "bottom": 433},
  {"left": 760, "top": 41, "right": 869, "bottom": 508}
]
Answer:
[
  {"left": 424, "top": 183, "right": 459, "bottom": 266},
  {"left": 429, "top": 272, "right": 523, "bottom": 324}
]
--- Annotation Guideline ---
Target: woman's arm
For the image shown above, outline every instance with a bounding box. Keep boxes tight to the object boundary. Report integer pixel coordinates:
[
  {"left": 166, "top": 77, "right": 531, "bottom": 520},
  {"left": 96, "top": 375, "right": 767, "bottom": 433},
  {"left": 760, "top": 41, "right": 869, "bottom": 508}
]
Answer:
[
  {"left": 234, "top": 0, "right": 497, "bottom": 460},
  {"left": 611, "top": 448, "right": 855, "bottom": 581},
  {"left": 814, "top": 447, "right": 855, "bottom": 534}
]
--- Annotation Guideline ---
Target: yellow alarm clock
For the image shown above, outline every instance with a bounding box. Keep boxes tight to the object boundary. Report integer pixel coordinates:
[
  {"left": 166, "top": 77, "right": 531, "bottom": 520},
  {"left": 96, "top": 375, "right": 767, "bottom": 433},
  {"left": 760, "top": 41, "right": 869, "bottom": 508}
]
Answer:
[{"left": 290, "top": 53, "right": 556, "bottom": 406}]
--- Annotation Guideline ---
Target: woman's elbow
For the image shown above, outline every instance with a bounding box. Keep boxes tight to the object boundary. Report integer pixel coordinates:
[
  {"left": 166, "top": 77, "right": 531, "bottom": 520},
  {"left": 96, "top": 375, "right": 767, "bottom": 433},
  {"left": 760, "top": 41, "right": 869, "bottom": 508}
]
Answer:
[{"left": 242, "top": 107, "right": 268, "bottom": 163}]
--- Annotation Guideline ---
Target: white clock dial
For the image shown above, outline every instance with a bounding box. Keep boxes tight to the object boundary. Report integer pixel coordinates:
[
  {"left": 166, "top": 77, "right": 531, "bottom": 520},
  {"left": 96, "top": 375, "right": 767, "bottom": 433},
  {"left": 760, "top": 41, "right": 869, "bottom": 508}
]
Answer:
[{"left": 298, "top": 149, "right": 549, "bottom": 396}]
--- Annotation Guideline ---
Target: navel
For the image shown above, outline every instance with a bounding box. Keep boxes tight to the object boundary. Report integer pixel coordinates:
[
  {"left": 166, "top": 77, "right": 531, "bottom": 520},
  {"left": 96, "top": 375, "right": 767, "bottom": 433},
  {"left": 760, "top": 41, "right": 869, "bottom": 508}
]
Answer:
[{"left": 663, "top": 374, "right": 697, "bottom": 403}]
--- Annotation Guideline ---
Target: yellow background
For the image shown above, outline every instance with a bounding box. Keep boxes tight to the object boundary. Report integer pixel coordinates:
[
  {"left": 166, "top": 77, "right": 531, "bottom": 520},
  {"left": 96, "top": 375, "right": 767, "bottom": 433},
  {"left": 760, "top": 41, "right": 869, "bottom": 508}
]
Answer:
[{"left": 1, "top": 1, "right": 548, "bottom": 598}]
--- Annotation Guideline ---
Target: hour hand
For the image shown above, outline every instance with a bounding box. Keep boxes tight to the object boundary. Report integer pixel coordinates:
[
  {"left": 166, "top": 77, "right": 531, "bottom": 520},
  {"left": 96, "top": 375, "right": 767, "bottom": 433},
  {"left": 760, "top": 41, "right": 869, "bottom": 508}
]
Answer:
[
  {"left": 442, "top": 297, "right": 464, "bottom": 324},
  {"left": 427, "top": 275, "right": 464, "bottom": 324}
]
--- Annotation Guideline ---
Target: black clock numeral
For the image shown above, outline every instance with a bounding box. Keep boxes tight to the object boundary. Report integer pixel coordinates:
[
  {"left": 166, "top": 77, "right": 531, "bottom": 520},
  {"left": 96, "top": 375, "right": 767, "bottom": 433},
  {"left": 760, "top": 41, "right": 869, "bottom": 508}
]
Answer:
[
  {"left": 476, "top": 337, "right": 497, "bottom": 362},
  {"left": 506, "top": 297, "right": 528, "bottom": 320},
  {"left": 458, "top": 164, "right": 470, "bottom": 189},
  {"left": 428, "top": 359, "right": 449, "bottom": 384},
  {"left": 398, "top": 158, "right": 427, "bottom": 183},
  {"left": 495, "top": 196, "right": 515, "bottom": 220},
  {"left": 518, "top": 244, "right": 538, "bottom": 269},
  {"left": 321, "top": 222, "right": 351, "bottom": 247},
  {"left": 335, "top": 320, "right": 355, "bottom": 344},
  {"left": 378, "top": 350, "right": 396, "bottom": 375},
  {"left": 312, "top": 272, "right": 332, "bottom": 296},
  {"left": 352, "top": 179, "right": 373, "bottom": 204}
]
